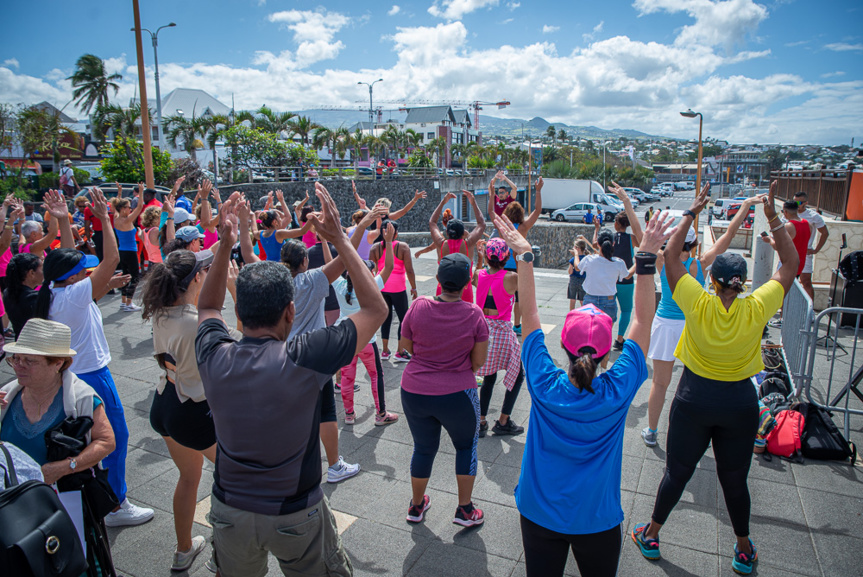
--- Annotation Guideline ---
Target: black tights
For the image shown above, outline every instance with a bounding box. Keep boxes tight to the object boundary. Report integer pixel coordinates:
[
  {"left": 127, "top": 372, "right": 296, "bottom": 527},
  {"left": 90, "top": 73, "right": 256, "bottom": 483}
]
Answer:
[
  {"left": 479, "top": 368, "right": 524, "bottom": 418},
  {"left": 118, "top": 249, "right": 140, "bottom": 299},
  {"left": 520, "top": 515, "right": 621, "bottom": 577},
  {"left": 651, "top": 375, "right": 759, "bottom": 537},
  {"left": 380, "top": 290, "right": 409, "bottom": 342}
]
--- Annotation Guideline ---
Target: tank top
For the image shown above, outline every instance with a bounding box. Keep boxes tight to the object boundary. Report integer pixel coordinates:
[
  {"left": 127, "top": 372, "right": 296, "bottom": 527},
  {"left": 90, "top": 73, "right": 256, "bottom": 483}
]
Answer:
[
  {"left": 348, "top": 226, "right": 374, "bottom": 260},
  {"left": 202, "top": 228, "right": 218, "bottom": 250},
  {"left": 115, "top": 228, "right": 137, "bottom": 252},
  {"left": 0, "top": 248, "right": 12, "bottom": 277},
  {"left": 377, "top": 241, "right": 406, "bottom": 293},
  {"left": 789, "top": 219, "right": 811, "bottom": 276},
  {"left": 657, "top": 257, "right": 705, "bottom": 320},
  {"left": 259, "top": 230, "right": 284, "bottom": 262},
  {"left": 143, "top": 228, "right": 162, "bottom": 263},
  {"left": 476, "top": 268, "right": 514, "bottom": 321},
  {"left": 301, "top": 229, "right": 317, "bottom": 249},
  {"left": 437, "top": 239, "right": 474, "bottom": 303},
  {"left": 503, "top": 223, "right": 519, "bottom": 270},
  {"left": 614, "top": 231, "right": 634, "bottom": 285}
]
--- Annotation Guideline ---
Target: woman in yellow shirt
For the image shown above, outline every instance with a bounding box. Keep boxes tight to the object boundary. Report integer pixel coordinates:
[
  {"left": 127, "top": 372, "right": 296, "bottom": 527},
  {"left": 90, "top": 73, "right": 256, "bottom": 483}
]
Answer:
[{"left": 632, "top": 182, "right": 798, "bottom": 576}]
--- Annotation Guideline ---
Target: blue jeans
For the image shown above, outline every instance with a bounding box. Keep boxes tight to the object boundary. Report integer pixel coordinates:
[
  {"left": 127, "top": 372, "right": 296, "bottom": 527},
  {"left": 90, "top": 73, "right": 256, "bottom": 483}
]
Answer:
[
  {"left": 77, "top": 366, "right": 128, "bottom": 503},
  {"left": 584, "top": 294, "right": 618, "bottom": 323}
]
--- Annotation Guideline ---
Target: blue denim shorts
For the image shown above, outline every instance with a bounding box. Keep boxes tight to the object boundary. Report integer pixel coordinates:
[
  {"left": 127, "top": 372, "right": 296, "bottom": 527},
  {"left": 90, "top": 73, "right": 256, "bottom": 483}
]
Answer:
[{"left": 583, "top": 294, "right": 618, "bottom": 322}]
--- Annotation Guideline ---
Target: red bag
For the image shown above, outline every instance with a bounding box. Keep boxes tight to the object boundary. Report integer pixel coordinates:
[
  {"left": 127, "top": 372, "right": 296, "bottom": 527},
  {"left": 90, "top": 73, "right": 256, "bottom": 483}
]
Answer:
[{"left": 766, "top": 410, "right": 805, "bottom": 460}]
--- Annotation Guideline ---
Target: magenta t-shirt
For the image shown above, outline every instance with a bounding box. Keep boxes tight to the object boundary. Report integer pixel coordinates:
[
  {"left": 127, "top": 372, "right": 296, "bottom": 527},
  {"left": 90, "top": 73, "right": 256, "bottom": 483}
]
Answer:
[
  {"left": 0, "top": 248, "right": 11, "bottom": 277},
  {"left": 400, "top": 297, "right": 489, "bottom": 396}
]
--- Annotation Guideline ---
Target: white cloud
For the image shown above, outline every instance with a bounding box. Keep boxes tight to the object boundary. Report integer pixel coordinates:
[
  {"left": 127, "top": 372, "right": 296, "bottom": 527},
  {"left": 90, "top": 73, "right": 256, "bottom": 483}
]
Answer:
[
  {"left": 583, "top": 20, "right": 604, "bottom": 42},
  {"left": 507, "top": 2, "right": 520, "bottom": 10},
  {"left": 501, "top": 18, "right": 514, "bottom": 24},
  {"left": 388, "top": 5, "right": 401, "bottom": 16},
  {"left": 542, "top": 25, "right": 559, "bottom": 34},
  {"left": 428, "top": 0, "right": 499, "bottom": 20},
  {"left": 634, "top": 0, "right": 768, "bottom": 50},
  {"left": 821, "top": 71, "right": 845, "bottom": 78},
  {"left": 3, "top": 58, "right": 19, "bottom": 69},
  {"left": 267, "top": 9, "right": 350, "bottom": 67},
  {"left": 785, "top": 40, "right": 808, "bottom": 47},
  {"left": 824, "top": 42, "right": 863, "bottom": 52}
]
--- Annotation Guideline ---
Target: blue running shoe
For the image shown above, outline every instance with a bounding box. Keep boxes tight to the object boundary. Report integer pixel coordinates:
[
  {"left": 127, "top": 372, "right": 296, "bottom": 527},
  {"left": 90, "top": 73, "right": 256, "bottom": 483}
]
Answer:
[
  {"left": 732, "top": 539, "right": 758, "bottom": 575},
  {"left": 631, "top": 523, "right": 660, "bottom": 560}
]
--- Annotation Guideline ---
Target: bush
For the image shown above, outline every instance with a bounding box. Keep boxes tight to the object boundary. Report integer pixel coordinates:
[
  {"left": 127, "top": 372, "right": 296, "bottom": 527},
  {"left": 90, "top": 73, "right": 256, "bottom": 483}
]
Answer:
[
  {"left": 100, "top": 138, "right": 174, "bottom": 185},
  {"left": 39, "top": 172, "right": 60, "bottom": 189},
  {"left": 0, "top": 178, "right": 32, "bottom": 199}
]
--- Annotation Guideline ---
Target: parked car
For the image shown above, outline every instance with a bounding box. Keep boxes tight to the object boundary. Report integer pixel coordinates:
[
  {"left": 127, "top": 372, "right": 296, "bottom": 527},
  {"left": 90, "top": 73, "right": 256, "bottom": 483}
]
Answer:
[
  {"left": 551, "top": 202, "right": 617, "bottom": 223},
  {"left": 725, "top": 202, "right": 755, "bottom": 221},
  {"left": 624, "top": 187, "right": 651, "bottom": 203},
  {"left": 356, "top": 167, "right": 375, "bottom": 177}
]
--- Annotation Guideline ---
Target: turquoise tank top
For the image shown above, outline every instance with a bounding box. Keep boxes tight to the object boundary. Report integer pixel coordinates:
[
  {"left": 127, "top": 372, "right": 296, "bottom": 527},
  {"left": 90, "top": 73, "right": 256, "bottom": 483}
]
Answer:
[{"left": 656, "top": 257, "right": 705, "bottom": 320}]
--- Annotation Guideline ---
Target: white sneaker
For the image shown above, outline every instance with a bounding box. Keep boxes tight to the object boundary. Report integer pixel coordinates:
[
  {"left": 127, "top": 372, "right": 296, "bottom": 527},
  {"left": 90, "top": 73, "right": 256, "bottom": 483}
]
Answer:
[
  {"left": 327, "top": 456, "right": 360, "bottom": 483},
  {"left": 172, "top": 535, "right": 206, "bottom": 571},
  {"left": 124, "top": 303, "right": 142, "bottom": 312},
  {"left": 104, "top": 499, "right": 155, "bottom": 527}
]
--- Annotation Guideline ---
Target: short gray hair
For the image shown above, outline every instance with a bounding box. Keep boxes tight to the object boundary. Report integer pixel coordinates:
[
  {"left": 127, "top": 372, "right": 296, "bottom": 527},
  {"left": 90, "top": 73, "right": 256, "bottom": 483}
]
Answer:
[{"left": 20, "top": 220, "right": 42, "bottom": 240}]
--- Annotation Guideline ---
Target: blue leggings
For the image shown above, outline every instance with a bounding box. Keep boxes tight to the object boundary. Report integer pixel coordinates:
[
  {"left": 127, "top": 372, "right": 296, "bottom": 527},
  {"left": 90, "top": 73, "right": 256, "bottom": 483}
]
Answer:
[
  {"left": 401, "top": 388, "right": 479, "bottom": 478},
  {"left": 615, "top": 282, "right": 635, "bottom": 338},
  {"left": 77, "top": 366, "right": 128, "bottom": 503}
]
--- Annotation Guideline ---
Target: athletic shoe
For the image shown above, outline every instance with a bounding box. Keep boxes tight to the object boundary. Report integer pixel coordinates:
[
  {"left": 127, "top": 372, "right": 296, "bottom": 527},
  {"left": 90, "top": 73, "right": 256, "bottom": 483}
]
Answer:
[
  {"left": 104, "top": 499, "right": 155, "bottom": 527},
  {"left": 393, "top": 351, "right": 411, "bottom": 363},
  {"left": 732, "top": 539, "right": 758, "bottom": 575},
  {"left": 767, "top": 319, "right": 782, "bottom": 329},
  {"left": 353, "top": 384, "right": 360, "bottom": 392},
  {"left": 492, "top": 419, "right": 524, "bottom": 436},
  {"left": 344, "top": 412, "right": 355, "bottom": 425},
  {"left": 406, "top": 495, "right": 431, "bottom": 523},
  {"left": 613, "top": 340, "right": 624, "bottom": 352},
  {"left": 380, "top": 350, "right": 392, "bottom": 361},
  {"left": 479, "top": 420, "right": 489, "bottom": 438},
  {"left": 375, "top": 411, "right": 399, "bottom": 426},
  {"left": 631, "top": 523, "right": 660, "bottom": 560},
  {"left": 172, "top": 535, "right": 206, "bottom": 571},
  {"left": 513, "top": 325, "right": 522, "bottom": 336},
  {"left": 641, "top": 427, "right": 658, "bottom": 448},
  {"left": 124, "top": 303, "right": 142, "bottom": 312},
  {"left": 334, "top": 381, "right": 341, "bottom": 390},
  {"left": 453, "top": 502, "right": 484, "bottom": 527},
  {"left": 327, "top": 457, "right": 360, "bottom": 483},
  {"left": 120, "top": 303, "right": 130, "bottom": 311}
]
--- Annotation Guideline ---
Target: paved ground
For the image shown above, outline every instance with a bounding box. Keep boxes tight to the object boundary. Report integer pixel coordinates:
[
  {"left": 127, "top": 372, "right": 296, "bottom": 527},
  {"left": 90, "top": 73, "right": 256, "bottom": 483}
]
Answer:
[{"left": 4, "top": 199, "right": 861, "bottom": 576}]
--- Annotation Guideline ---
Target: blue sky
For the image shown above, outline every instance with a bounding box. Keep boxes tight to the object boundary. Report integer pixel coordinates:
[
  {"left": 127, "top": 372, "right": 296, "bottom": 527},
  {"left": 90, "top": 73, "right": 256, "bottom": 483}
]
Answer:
[{"left": 2, "top": 0, "right": 861, "bottom": 144}]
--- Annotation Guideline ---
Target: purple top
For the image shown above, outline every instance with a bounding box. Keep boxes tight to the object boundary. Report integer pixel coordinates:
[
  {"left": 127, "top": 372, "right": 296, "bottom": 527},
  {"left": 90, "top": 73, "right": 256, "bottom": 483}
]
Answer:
[{"left": 400, "top": 297, "right": 488, "bottom": 395}]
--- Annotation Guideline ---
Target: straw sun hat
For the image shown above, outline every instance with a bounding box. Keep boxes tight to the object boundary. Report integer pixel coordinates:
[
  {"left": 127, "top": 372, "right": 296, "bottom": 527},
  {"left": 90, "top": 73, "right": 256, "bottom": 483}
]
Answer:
[{"left": 4, "top": 319, "right": 77, "bottom": 357}]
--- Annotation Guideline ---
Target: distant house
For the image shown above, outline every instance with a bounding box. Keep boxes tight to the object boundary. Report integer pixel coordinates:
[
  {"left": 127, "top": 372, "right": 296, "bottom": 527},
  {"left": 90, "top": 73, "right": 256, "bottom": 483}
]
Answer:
[{"left": 0, "top": 101, "right": 82, "bottom": 172}]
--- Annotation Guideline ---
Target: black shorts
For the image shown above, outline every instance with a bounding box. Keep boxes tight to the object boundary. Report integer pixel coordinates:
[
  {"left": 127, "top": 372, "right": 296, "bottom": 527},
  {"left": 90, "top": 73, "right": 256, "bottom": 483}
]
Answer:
[
  {"left": 149, "top": 381, "right": 216, "bottom": 451},
  {"left": 320, "top": 378, "right": 337, "bottom": 423}
]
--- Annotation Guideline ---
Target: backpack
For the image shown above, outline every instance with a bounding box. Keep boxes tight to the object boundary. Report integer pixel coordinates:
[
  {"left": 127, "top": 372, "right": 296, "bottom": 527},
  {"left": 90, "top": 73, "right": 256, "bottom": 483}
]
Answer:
[
  {"left": 59, "top": 167, "right": 70, "bottom": 187},
  {"left": 759, "top": 373, "right": 791, "bottom": 399},
  {"left": 766, "top": 410, "right": 805, "bottom": 461},
  {"left": 761, "top": 392, "right": 792, "bottom": 416},
  {"left": 798, "top": 403, "right": 858, "bottom": 464}
]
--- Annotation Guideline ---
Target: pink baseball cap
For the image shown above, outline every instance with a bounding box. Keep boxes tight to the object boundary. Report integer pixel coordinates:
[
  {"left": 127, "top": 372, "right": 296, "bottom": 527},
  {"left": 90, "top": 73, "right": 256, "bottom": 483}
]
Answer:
[{"left": 562, "top": 304, "right": 614, "bottom": 358}]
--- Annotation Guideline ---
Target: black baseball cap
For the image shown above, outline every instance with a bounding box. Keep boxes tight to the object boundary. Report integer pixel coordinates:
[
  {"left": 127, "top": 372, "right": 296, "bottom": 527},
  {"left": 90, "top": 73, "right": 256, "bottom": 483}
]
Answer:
[
  {"left": 437, "top": 253, "right": 471, "bottom": 292},
  {"left": 446, "top": 218, "right": 465, "bottom": 240},
  {"left": 712, "top": 253, "right": 747, "bottom": 287}
]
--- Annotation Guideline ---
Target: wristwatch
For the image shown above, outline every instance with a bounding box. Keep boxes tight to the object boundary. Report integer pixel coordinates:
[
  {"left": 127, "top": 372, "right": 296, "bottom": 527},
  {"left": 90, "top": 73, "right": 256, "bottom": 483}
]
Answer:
[
  {"left": 68, "top": 458, "right": 77, "bottom": 471},
  {"left": 682, "top": 210, "right": 696, "bottom": 219},
  {"left": 516, "top": 251, "right": 534, "bottom": 264}
]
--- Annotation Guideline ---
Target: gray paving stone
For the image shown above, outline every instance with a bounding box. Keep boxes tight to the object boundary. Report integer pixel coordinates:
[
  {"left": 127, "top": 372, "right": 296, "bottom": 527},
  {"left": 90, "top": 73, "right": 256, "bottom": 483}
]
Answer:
[
  {"left": 630, "top": 496, "right": 720, "bottom": 555},
  {"left": 638, "top": 458, "right": 718, "bottom": 507},
  {"left": 798, "top": 486, "right": 863, "bottom": 537},
  {"left": 791, "top": 459, "right": 863, "bottom": 498},
  {"left": 810, "top": 532, "right": 863, "bottom": 577},
  {"left": 618, "top": 537, "right": 720, "bottom": 577},
  {"left": 471, "top": 462, "right": 519, "bottom": 508},
  {"left": 127, "top": 466, "right": 214, "bottom": 514},
  {"left": 341, "top": 518, "right": 434, "bottom": 576},
  {"left": 406, "top": 540, "right": 518, "bottom": 576}
]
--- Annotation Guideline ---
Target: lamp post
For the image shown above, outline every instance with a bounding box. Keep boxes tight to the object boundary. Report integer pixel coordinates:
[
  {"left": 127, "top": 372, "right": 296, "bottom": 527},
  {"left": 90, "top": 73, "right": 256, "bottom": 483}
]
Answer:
[
  {"left": 680, "top": 108, "right": 703, "bottom": 254},
  {"left": 133, "top": 22, "right": 176, "bottom": 150},
  {"left": 357, "top": 79, "right": 383, "bottom": 131}
]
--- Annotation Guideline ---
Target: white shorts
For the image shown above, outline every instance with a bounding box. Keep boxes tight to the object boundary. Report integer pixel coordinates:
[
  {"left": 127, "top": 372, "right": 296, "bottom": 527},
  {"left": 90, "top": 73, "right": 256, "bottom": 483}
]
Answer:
[
  {"left": 802, "top": 254, "right": 813, "bottom": 275},
  {"left": 648, "top": 315, "right": 686, "bottom": 362}
]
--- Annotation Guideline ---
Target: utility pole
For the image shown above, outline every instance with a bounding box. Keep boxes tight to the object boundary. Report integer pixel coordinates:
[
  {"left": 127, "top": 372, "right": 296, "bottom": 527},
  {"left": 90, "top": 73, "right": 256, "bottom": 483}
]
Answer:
[{"left": 132, "top": 0, "right": 154, "bottom": 187}]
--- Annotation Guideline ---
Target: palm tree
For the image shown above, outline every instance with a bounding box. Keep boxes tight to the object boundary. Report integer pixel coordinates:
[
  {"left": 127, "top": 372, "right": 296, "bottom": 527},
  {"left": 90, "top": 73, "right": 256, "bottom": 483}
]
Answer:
[
  {"left": 349, "top": 129, "right": 365, "bottom": 171},
  {"left": 67, "top": 54, "right": 122, "bottom": 115},
  {"left": 200, "top": 113, "right": 228, "bottom": 178},
  {"left": 426, "top": 137, "right": 447, "bottom": 168},
  {"left": 381, "top": 125, "right": 401, "bottom": 161},
  {"left": 287, "top": 116, "right": 321, "bottom": 147},
  {"left": 311, "top": 127, "right": 335, "bottom": 167},
  {"left": 92, "top": 103, "right": 153, "bottom": 162},
  {"left": 255, "top": 106, "right": 294, "bottom": 137},
  {"left": 166, "top": 113, "right": 205, "bottom": 163}
]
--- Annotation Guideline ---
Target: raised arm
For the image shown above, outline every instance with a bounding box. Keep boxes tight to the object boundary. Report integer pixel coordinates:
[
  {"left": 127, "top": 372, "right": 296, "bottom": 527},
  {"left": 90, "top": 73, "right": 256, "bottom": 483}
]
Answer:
[
  {"left": 238, "top": 200, "right": 261, "bottom": 264},
  {"left": 522, "top": 176, "right": 543, "bottom": 232},
  {"left": 128, "top": 182, "right": 146, "bottom": 222},
  {"left": 276, "top": 219, "right": 312, "bottom": 241},
  {"left": 294, "top": 190, "right": 309, "bottom": 224},
  {"left": 1, "top": 199, "right": 23, "bottom": 254},
  {"left": 163, "top": 198, "right": 176, "bottom": 242},
  {"left": 87, "top": 188, "right": 121, "bottom": 298},
  {"left": 766, "top": 182, "right": 798, "bottom": 294},
  {"left": 198, "top": 199, "right": 239, "bottom": 325},
  {"left": 351, "top": 206, "right": 387, "bottom": 251},
  {"left": 309, "top": 182, "right": 387, "bottom": 353},
  {"left": 170, "top": 175, "right": 186, "bottom": 202},
  {"left": 44, "top": 189, "right": 75, "bottom": 249},
  {"left": 352, "top": 180, "right": 367, "bottom": 209},
  {"left": 464, "top": 190, "right": 486, "bottom": 248},
  {"left": 429, "top": 192, "right": 455, "bottom": 247},
  {"left": 626, "top": 213, "right": 673, "bottom": 355},
  {"left": 389, "top": 189, "right": 427, "bottom": 221},
  {"left": 31, "top": 208, "right": 59, "bottom": 255},
  {"left": 609, "top": 181, "right": 643, "bottom": 245},
  {"left": 494, "top": 213, "right": 540, "bottom": 336},
  {"left": 379, "top": 220, "right": 395, "bottom": 284},
  {"left": 701, "top": 190, "right": 763, "bottom": 268},
  {"left": 665, "top": 186, "right": 710, "bottom": 293}
]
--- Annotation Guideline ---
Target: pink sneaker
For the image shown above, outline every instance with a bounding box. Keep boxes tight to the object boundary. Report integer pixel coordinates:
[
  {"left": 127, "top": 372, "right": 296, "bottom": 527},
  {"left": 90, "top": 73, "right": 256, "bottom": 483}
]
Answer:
[
  {"left": 453, "top": 502, "right": 484, "bottom": 527},
  {"left": 344, "top": 412, "right": 355, "bottom": 425},
  {"left": 375, "top": 411, "right": 399, "bottom": 426}
]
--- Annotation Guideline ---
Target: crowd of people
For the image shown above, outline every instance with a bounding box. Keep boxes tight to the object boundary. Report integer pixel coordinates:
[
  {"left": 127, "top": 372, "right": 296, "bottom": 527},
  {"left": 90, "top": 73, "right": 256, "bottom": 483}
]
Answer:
[{"left": 0, "top": 173, "right": 812, "bottom": 576}]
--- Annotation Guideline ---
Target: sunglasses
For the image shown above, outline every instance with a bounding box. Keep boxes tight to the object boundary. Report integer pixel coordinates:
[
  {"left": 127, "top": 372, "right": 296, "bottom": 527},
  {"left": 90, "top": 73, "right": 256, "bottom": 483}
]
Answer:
[{"left": 6, "top": 355, "right": 44, "bottom": 368}]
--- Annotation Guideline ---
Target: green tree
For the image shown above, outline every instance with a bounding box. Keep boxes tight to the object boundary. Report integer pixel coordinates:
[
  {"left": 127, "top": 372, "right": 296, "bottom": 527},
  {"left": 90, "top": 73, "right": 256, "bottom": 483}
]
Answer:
[
  {"left": 67, "top": 54, "right": 122, "bottom": 115},
  {"left": 255, "top": 106, "right": 295, "bottom": 136},
  {"left": 558, "top": 129, "right": 567, "bottom": 143},
  {"left": 199, "top": 113, "right": 229, "bottom": 181},
  {"left": 100, "top": 137, "right": 173, "bottom": 184},
  {"left": 407, "top": 150, "right": 433, "bottom": 168},
  {"left": 287, "top": 116, "right": 321, "bottom": 147},
  {"left": 166, "top": 113, "right": 205, "bottom": 162}
]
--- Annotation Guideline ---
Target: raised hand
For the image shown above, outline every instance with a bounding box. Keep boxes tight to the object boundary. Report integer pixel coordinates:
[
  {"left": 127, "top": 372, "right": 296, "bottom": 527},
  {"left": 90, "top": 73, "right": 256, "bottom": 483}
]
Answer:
[
  {"left": 217, "top": 200, "right": 239, "bottom": 247},
  {"left": 444, "top": 191, "right": 457, "bottom": 203},
  {"left": 107, "top": 273, "right": 132, "bottom": 290},
  {"left": 383, "top": 219, "right": 395, "bottom": 243},
  {"left": 307, "top": 182, "right": 344, "bottom": 244},
  {"left": 535, "top": 176, "right": 544, "bottom": 191},
  {"left": 686, "top": 183, "right": 711, "bottom": 216},
  {"left": 640, "top": 210, "right": 673, "bottom": 254},
  {"left": 90, "top": 187, "right": 109, "bottom": 219},
  {"left": 275, "top": 190, "right": 286, "bottom": 205},
  {"left": 162, "top": 197, "right": 175, "bottom": 217},
  {"left": 414, "top": 189, "right": 427, "bottom": 201},
  {"left": 237, "top": 200, "right": 251, "bottom": 228},
  {"left": 359, "top": 205, "right": 387, "bottom": 228},
  {"left": 608, "top": 181, "right": 627, "bottom": 200},
  {"left": 764, "top": 180, "right": 778, "bottom": 221},
  {"left": 43, "top": 189, "right": 69, "bottom": 219},
  {"left": 136, "top": 182, "right": 144, "bottom": 197},
  {"left": 493, "top": 213, "right": 532, "bottom": 255}
]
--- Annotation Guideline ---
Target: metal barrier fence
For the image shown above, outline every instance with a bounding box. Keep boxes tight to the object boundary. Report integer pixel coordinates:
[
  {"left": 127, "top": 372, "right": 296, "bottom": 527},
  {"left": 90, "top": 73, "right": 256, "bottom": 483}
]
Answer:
[
  {"left": 804, "top": 307, "right": 863, "bottom": 440},
  {"left": 780, "top": 279, "right": 815, "bottom": 397}
]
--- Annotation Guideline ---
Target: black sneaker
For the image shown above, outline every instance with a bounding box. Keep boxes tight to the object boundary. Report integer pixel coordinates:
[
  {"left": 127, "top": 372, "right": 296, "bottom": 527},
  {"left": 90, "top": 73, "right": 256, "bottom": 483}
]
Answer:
[
  {"left": 406, "top": 495, "right": 431, "bottom": 523},
  {"left": 492, "top": 419, "right": 524, "bottom": 436},
  {"left": 613, "top": 340, "right": 624, "bottom": 352},
  {"left": 479, "top": 421, "right": 488, "bottom": 438}
]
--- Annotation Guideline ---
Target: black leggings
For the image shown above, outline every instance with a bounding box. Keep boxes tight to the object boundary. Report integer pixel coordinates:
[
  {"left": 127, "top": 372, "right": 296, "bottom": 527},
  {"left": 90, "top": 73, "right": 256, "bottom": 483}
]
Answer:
[
  {"left": 651, "top": 370, "right": 759, "bottom": 537},
  {"left": 118, "top": 249, "right": 140, "bottom": 298},
  {"left": 479, "top": 368, "right": 524, "bottom": 418},
  {"left": 520, "top": 515, "right": 621, "bottom": 577},
  {"left": 380, "top": 290, "right": 409, "bottom": 342},
  {"left": 92, "top": 230, "right": 104, "bottom": 262}
]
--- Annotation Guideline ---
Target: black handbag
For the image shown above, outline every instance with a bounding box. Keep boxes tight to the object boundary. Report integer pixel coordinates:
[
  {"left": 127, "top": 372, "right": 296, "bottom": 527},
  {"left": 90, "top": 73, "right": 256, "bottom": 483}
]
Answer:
[
  {"left": 0, "top": 443, "right": 88, "bottom": 577},
  {"left": 798, "top": 403, "right": 858, "bottom": 464}
]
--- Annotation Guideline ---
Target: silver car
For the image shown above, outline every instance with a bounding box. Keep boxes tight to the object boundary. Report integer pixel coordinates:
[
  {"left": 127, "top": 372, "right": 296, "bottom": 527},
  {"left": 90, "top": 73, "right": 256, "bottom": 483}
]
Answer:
[{"left": 551, "top": 202, "right": 611, "bottom": 223}]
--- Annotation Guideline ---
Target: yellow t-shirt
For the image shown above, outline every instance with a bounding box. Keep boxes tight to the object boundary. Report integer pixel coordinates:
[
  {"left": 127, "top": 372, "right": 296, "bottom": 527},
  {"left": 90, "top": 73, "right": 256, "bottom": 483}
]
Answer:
[{"left": 672, "top": 275, "right": 784, "bottom": 381}]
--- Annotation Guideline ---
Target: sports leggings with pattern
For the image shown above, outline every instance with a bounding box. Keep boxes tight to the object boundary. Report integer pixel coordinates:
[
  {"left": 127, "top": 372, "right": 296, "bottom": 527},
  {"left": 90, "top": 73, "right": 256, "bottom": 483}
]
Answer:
[
  {"left": 380, "top": 290, "right": 409, "bottom": 342},
  {"left": 340, "top": 341, "right": 386, "bottom": 414},
  {"left": 401, "top": 388, "right": 479, "bottom": 478}
]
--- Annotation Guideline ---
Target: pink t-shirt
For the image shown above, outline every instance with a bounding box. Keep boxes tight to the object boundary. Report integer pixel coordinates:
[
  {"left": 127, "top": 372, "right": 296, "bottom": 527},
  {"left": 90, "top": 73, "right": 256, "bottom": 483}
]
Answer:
[
  {"left": 0, "top": 248, "right": 11, "bottom": 277},
  {"left": 400, "top": 297, "right": 488, "bottom": 396}
]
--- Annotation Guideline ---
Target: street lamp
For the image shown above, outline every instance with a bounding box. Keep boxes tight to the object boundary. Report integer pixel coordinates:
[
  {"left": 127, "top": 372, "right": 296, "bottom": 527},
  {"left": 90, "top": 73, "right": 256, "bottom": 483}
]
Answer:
[
  {"left": 680, "top": 108, "right": 703, "bottom": 254},
  {"left": 132, "top": 22, "right": 176, "bottom": 150},
  {"left": 357, "top": 79, "right": 383, "bottom": 130}
]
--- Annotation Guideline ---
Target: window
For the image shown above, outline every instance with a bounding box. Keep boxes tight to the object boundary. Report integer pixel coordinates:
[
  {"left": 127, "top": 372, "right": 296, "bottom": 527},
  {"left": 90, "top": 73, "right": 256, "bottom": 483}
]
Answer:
[{"left": 427, "top": 132, "right": 434, "bottom": 140}]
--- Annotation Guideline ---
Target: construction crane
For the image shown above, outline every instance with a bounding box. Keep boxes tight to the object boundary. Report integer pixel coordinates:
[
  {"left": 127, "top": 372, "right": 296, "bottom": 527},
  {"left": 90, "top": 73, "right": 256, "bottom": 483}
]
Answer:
[
  {"left": 317, "top": 105, "right": 402, "bottom": 125},
  {"left": 371, "top": 99, "right": 511, "bottom": 130}
]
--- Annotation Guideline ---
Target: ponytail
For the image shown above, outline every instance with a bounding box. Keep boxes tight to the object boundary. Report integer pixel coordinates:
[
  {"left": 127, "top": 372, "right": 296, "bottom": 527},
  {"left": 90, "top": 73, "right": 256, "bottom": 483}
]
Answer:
[
  {"left": 280, "top": 239, "right": 308, "bottom": 273},
  {"left": 140, "top": 250, "right": 197, "bottom": 321},
  {"left": 564, "top": 346, "right": 604, "bottom": 393},
  {"left": 35, "top": 249, "right": 84, "bottom": 319},
  {"left": 598, "top": 229, "right": 614, "bottom": 261}
]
